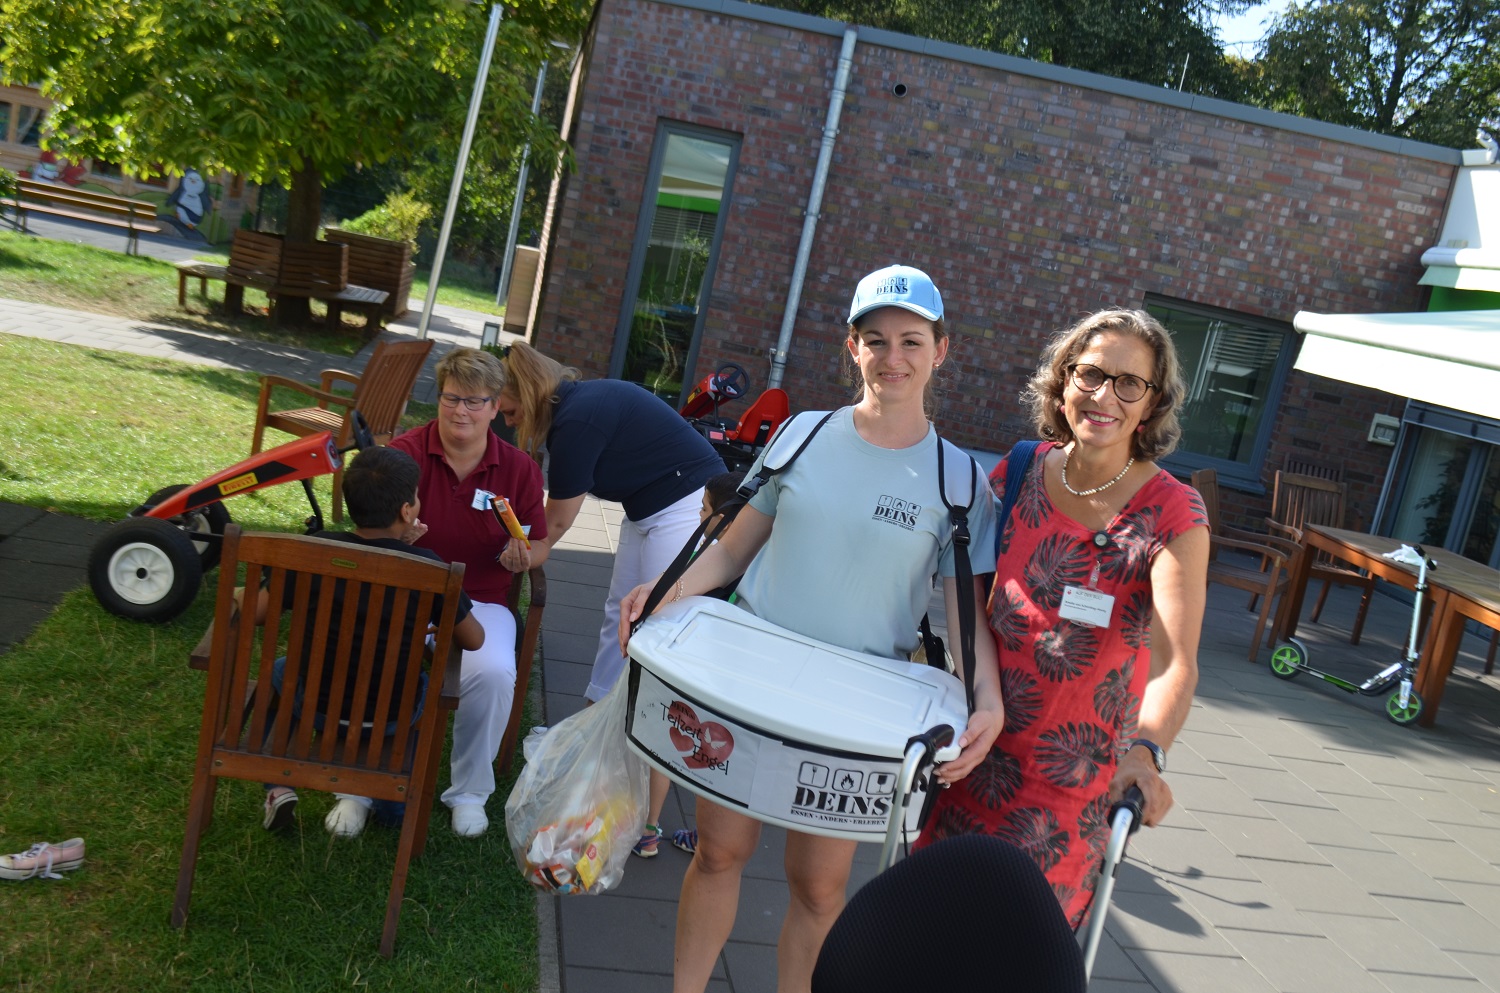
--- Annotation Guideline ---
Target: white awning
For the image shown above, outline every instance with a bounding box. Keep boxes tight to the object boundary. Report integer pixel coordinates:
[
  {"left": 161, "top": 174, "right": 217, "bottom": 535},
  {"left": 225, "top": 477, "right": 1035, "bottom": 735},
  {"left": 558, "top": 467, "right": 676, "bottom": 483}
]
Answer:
[{"left": 1292, "top": 310, "right": 1500, "bottom": 420}]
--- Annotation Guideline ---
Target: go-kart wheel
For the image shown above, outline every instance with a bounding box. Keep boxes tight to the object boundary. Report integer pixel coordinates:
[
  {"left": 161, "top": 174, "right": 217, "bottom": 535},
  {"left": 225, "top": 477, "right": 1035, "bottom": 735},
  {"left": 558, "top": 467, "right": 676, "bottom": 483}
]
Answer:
[
  {"left": 143, "top": 484, "right": 231, "bottom": 571},
  {"left": 349, "top": 410, "right": 375, "bottom": 451},
  {"left": 1268, "top": 638, "right": 1306, "bottom": 679},
  {"left": 712, "top": 362, "right": 750, "bottom": 401},
  {"left": 88, "top": 517, "right": 203, "bottom": 623},
  {"left": 1386, "top": 688, "right": 1424, "bottom": 726}
]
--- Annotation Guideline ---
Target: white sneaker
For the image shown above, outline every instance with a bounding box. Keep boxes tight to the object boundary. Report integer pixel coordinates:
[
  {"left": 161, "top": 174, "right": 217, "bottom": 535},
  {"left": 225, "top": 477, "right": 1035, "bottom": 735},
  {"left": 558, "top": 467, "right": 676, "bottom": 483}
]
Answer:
[
  {"left": 451, "top": 803, "right": 489, "bottom": 838},
  {"left": 324, "top": 799, "right": 371, "bottom": 839}
]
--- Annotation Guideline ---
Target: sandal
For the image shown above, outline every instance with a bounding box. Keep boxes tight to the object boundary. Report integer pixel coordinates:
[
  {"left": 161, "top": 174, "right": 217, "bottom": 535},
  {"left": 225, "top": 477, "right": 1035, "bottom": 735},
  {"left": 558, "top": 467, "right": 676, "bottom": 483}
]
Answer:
[
  {"left": 672, "top": 828, "right": 697, "bottom": 854},
  {"left": 0, "top": 838, "right": 85, "bottom": 880},
  {"left": 632, "top": 823, "right": 662, "bottom": 858}
]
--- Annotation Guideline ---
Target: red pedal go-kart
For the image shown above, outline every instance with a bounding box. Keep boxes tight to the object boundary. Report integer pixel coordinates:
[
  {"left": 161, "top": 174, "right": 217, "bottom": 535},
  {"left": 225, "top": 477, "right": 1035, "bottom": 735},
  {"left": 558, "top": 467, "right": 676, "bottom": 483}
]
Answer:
[
  {"left": 679, "top": 363, "right": 790, "bottom": 473},
  {"left": 87, "top": 413, "right": 375, "bottom": 623}
]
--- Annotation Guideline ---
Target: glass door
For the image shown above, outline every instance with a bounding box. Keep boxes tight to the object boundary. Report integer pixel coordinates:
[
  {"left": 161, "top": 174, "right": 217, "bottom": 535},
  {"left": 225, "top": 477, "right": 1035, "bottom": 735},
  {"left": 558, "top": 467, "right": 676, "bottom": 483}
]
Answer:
[{"left": 611, "top": 124, "right": 740, "bottom": 404}]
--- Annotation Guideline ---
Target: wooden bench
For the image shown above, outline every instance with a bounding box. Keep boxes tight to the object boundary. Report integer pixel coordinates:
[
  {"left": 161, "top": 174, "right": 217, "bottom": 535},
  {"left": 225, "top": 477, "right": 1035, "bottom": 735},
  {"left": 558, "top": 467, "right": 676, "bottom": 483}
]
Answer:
[
  {"left": 2, "top": 177, "right": 161, "bottom": 255},
  {"left": 175, "top": 231, "right": 389, "bottom": 330}
]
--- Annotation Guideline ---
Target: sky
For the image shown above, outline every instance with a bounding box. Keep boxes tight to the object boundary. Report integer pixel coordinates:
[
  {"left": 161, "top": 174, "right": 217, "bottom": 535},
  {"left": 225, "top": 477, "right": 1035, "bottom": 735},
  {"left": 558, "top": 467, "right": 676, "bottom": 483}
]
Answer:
[{"left": 1212, "top": 0, "right": 1294, "bottom": 55}]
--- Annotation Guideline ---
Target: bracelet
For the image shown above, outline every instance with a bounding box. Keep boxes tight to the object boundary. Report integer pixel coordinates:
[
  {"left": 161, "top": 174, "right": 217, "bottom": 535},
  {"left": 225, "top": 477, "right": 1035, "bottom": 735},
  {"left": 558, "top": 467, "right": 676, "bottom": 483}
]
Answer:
[{"left": 672, "top": 578, "right": 685, "bottom": 603}]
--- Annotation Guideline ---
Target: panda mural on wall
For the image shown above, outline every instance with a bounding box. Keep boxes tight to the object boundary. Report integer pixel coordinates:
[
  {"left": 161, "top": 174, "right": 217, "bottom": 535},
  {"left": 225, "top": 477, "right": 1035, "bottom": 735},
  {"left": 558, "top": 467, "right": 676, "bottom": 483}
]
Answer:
[{"left": 163, "top": 167, "right": 213, "bottom": 239}]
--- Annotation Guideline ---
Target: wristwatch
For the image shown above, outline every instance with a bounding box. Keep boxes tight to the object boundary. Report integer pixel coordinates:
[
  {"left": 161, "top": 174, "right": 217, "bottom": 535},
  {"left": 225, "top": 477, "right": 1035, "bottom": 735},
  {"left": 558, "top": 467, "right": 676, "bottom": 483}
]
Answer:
[{"left": 1133, "top": 738, "right": 1166, "bottom": 774}]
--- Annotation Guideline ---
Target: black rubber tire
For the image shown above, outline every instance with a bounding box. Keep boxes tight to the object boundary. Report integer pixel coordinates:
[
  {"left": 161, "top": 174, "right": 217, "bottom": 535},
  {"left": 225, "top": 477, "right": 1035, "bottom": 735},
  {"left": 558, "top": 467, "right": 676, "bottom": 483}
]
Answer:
[
  {"left": 142, "top": 484, "right": 232, "bottom": 571},
  {"left": 88, "top": 516, "right": 203, "bottom": 622},
  {"left": 1386, "top": 688, "right": 1424, "bottom": 726},
  {"left": 1268, "top": 638, "right": 1306, "bottom": 680}
]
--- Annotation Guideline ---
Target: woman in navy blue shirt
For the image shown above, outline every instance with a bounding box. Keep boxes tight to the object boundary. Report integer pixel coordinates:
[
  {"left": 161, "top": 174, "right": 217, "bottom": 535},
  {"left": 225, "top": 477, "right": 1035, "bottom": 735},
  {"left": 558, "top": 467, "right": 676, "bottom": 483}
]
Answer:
[{"left": 497, "top": 341, "right": 724, "bottom": 855}]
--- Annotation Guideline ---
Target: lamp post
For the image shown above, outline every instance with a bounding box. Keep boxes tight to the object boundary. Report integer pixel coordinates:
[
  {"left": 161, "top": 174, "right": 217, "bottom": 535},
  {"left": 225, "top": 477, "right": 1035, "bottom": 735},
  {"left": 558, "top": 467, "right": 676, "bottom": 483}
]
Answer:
[
  {"left": 419, "top": 3, "right": 504, "bottom": 340},
  {"left": 495, "top": 59, "right": 548, "bottom": 308}
]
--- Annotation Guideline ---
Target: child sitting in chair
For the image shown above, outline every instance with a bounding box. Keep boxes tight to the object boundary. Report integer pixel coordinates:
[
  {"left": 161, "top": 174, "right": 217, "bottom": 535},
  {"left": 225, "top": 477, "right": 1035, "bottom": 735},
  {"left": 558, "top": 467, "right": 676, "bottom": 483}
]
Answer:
[{"left": 246, "top": 446, "right": 485, "bottom": 837}]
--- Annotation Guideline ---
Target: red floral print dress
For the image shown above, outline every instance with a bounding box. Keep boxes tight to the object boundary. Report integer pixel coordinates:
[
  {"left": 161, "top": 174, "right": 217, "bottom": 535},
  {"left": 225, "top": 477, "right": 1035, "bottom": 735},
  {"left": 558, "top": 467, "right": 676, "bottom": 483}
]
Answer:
[{"left": 918, "top": 443, "right": 1207, "bottom": 928}]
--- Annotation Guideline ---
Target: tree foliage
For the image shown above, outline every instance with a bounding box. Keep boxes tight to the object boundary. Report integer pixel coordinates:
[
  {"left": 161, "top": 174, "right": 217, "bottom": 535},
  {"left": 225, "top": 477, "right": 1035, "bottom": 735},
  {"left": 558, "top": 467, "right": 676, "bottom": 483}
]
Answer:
[
  {"left": 1258, "top": 0, "right": 1499, "bottom": 148},
  {"left": 0, "top": 0, "right": 589, "bottom": 240},
  {"left": 757, "top": 0, "right": 1255, "bottom": 99}
]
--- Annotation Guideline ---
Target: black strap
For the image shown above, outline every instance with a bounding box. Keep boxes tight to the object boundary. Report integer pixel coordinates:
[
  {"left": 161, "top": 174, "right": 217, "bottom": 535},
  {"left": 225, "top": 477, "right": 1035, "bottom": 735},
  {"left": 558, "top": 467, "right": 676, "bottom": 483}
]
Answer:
[
  {"left": 935, "top": 439, "right": 981, "bottom": 714},
  {"left": 633, "top": 410, "right": 838, "bottom": 632}
]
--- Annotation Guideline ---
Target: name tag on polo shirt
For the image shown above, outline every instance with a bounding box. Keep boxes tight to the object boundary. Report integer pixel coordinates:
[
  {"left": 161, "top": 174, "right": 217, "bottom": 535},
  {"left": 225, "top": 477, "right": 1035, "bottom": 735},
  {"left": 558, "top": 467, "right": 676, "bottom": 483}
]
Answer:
[
  {"left": 472, "top": 488, "right": 495, "bottom": 511},
  {"left": 1060, "top": 585, "right": 1114, "bottom": 628}
]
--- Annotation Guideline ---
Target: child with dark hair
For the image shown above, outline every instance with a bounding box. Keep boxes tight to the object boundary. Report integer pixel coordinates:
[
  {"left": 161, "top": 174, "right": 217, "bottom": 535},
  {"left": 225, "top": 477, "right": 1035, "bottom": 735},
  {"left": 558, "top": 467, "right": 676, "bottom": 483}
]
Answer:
[
  {"left": 250, "top": 446, "right": 486, "bottom": 838},
  {"left": 700, "top": 470, "right": 746, "bottom": 535}
]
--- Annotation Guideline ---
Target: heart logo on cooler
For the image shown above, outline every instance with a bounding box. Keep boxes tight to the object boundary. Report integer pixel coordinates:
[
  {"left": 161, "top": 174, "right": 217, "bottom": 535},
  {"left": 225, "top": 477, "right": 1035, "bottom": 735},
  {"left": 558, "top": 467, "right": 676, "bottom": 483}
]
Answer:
[
  {"left": 685, "top": 721, "right": 733, "bottom": 770},
  {"left": 666, "top": 701, "right": 701, "bottom": 754}
]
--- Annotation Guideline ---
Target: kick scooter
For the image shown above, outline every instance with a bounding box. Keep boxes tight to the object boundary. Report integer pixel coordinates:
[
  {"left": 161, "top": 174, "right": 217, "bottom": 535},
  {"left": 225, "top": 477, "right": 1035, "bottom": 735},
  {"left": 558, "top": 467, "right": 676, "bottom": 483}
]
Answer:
[{"left": 1268, "top": 543, "right": 1435, "bottom": 725}]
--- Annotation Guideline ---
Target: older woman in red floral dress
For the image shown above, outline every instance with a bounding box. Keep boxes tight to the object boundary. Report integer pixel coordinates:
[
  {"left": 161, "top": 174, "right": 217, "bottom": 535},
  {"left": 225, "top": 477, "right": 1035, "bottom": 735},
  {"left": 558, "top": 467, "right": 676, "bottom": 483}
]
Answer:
[{"left": 920, "top": 309, "right": 1209, "bottom": 928}]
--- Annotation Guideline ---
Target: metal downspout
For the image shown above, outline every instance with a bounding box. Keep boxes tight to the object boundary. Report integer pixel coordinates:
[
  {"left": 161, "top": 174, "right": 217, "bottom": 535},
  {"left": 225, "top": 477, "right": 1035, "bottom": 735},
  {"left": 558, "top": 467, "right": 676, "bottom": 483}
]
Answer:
[{"left": 767, "top": 25, "right": 857, "bottom": 390}]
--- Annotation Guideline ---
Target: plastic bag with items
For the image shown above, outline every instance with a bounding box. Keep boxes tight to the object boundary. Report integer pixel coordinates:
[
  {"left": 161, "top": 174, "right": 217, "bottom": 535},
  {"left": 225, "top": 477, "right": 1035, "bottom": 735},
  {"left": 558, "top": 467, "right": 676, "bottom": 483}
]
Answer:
[{"left": 504, "top": 679, "right": 649, "bottom": 894}]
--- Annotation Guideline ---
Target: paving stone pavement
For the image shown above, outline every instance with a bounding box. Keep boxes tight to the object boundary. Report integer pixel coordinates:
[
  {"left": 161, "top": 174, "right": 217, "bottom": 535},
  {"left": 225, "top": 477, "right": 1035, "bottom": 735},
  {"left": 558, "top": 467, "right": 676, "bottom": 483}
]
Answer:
[{"left": 2, "top": 255, "right": 1498, "bottom": 990}]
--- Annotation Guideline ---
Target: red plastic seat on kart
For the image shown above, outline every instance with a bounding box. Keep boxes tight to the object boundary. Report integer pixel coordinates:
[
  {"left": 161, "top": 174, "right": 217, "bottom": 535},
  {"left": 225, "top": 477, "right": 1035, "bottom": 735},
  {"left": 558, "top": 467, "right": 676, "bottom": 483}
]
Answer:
[{"left": 729, "top": 388, "right": 789, "bottom": 447}]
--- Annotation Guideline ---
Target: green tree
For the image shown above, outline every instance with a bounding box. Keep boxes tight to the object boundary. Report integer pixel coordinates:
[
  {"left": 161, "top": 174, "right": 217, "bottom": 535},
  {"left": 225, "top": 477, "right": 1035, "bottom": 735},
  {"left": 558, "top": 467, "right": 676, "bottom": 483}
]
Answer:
[
  {"left": 754, "top": 1, "right": 1255, "bottom": 99},
  {"left": 0, "top": 0, "right": 586, "bottom": 317},
  {"left": 1258, "top": 0, "right": 1500, "bottom": 147}
]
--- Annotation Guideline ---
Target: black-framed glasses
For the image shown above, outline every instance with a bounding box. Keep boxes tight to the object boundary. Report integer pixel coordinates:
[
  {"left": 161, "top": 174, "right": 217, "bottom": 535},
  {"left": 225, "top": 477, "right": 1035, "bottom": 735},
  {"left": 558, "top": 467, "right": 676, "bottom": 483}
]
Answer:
[
  {"left": 438, "top": 393, "right": 494, "bottom": 411},
  {"left": 1068, "top": 363, "right": 1157, "bottom": 403}
]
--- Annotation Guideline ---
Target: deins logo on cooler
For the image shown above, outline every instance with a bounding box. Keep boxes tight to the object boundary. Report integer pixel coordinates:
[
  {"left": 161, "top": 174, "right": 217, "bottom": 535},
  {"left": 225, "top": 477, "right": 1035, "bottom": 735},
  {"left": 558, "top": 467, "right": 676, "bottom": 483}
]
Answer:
[{"left": 791, "top": 761, "right": 896, "bottom": 823}]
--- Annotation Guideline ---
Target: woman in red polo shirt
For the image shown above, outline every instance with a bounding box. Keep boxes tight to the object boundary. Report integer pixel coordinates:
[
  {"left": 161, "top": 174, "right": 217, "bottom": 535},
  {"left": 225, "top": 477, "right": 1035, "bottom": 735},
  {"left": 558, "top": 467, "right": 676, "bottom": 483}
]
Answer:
[{"left": 390, "top": 347, "right": 548, "bottom": 840}]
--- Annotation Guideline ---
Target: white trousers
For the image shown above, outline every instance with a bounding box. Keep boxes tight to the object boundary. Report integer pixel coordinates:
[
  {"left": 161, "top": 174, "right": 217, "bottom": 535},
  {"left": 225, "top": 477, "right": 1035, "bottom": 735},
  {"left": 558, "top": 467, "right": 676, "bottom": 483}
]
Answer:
[
  {"left": 441, "top": 600, "right": 518, "bottom": 808},
  {"left": 585, "top": 488, "right": 705, "bottom": 702}
]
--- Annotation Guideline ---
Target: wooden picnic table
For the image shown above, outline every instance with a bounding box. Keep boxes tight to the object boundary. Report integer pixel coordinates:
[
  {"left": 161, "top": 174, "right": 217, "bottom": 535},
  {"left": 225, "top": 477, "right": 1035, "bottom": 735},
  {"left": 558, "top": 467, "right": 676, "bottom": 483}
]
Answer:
[{"left": 1275, "top": 524, "right": 1500, "bottom": 726}]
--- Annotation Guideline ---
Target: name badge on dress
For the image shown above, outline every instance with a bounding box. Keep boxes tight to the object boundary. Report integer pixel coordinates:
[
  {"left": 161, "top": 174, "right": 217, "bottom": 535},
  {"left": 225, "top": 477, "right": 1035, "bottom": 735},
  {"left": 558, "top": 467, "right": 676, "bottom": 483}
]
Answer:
[{"left": 1059, "top": 585, "right": 1115, "bottom": 627}]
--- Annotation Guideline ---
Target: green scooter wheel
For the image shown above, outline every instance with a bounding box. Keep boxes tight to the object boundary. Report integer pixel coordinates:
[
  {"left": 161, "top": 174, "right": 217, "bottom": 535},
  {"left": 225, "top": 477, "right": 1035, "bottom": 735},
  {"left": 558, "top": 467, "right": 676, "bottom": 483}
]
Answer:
[
  {"left": 1269, "top": 638, "right": 1306, "bottom": 680},
  {"left": 1386, "top": 688, "right": 1423, "bottom": 726}
]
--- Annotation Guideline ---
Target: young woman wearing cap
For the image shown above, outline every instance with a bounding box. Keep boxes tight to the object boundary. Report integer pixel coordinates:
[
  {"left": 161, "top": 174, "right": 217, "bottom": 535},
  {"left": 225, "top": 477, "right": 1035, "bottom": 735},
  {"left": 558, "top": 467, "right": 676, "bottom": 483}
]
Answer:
[
  {"left": 918, "top": 309, "right": 1208, "bottom": 930},
  {"left": 620, "top": 265, "right": 1005, "bottom": 993}
]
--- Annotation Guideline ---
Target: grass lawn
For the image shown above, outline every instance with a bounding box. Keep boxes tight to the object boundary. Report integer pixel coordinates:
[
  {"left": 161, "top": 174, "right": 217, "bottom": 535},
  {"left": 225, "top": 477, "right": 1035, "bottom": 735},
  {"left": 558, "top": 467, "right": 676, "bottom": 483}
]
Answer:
[
  {"left": 0, "top": 229, "right": 502, "bottom": 359},
  {"left": 0, "top": 335, "right": 539, "bottom": 993}
]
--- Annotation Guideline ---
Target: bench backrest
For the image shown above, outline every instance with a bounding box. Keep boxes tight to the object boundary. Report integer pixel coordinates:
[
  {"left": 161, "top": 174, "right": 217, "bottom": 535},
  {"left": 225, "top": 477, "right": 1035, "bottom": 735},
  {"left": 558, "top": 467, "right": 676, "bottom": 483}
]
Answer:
[
  {"left": 228, "top": 229, "right": 284, "bottom": 284},
  {"left": 280, "top": 240, "right": 348, "bottom": 292},
  {"left": 17, "top": 177, "right": 157, "bottom": 221}
]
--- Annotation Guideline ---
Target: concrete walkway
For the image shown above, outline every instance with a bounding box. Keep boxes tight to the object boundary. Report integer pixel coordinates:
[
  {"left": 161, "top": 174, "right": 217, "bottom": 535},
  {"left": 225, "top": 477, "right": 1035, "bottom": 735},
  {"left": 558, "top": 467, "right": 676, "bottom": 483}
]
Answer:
[{"left": 2, "top": 280, "right": 1499, "bottom": 992}]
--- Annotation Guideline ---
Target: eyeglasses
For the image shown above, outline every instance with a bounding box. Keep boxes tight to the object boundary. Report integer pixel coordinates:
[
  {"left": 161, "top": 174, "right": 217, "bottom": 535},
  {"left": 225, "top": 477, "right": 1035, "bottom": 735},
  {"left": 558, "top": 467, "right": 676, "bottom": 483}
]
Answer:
[
  {"left": 1068, "top": 363, "right": 1157, "bottom": 403},
  {"left": 438, "top": 393, "right": 494, "bottom": 411}
]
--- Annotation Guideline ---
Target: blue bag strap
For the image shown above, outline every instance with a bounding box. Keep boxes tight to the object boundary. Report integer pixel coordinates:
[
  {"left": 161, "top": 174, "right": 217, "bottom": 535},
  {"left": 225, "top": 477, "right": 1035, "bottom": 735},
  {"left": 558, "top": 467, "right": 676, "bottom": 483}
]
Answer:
[{"left": 994, "top": 441, "right": 1042, "bottom": 563}]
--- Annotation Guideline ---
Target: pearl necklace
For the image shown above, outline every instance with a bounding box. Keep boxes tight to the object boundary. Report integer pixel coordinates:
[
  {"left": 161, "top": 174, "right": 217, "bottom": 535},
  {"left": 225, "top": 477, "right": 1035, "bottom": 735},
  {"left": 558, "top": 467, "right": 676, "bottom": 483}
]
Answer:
[{"left": 1061, "top": 446, "right": 1134, "bottom": 497}]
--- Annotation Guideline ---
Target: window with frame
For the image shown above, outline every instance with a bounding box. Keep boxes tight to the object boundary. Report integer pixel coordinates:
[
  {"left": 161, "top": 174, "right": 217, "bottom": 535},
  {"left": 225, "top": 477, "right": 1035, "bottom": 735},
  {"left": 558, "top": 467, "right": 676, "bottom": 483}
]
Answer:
[
  {"left": 0, "top": 102, "right": 12, "bottom": 144},
  {"left": 609, "top": 122, "right": 740, "bottom": 404},
  {"left": 1147, "top": 297, "right": 1297, "bottom": 489},
  {"left": 15, "top": 104, "right": 43, "bottom": 146}
]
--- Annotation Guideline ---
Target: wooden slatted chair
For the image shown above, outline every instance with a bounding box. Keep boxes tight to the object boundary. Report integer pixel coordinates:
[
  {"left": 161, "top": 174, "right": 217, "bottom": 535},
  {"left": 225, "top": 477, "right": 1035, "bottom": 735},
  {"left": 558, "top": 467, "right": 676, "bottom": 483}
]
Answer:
[
  {"left": 1260, "top": 470, "right": 1377, "bottom": 644},
  {"left": 249, "top": 337, "right": 433, "bottom": 523},
  {"left": 497, "top": 566, "right": 548, "bottom": 775},
  {"left": 171, "top": 525, "right": 466, "bottom": 958},
  {"left": 1191, "top": 468, "right": 1304, "bottom": 662}
]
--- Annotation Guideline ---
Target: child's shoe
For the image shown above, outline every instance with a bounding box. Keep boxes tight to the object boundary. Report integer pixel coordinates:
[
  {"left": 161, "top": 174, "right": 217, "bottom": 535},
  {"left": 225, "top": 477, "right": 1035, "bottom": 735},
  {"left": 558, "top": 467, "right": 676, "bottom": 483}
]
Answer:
[
  {"left": 632, "top": 824, "right": 662, "bottom": 858},
  {"left": 672, "top": 828, "right": 698, "bottom": 854},
  {"left": 0, "top": 838, "right": 85, "bottom": 880},
  {"left": 325, "top": 798, "right": 371, "bottom": 838},
  {"left": 263, "top": 788, "right": 298, "bottom": 831}
]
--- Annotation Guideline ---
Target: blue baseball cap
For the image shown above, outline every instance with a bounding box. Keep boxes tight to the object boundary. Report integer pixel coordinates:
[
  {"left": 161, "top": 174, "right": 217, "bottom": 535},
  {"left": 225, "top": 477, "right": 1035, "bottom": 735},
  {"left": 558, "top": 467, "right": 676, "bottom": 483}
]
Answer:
[{"left": 847, "top": 265, "right": 944, "bottom": 324}]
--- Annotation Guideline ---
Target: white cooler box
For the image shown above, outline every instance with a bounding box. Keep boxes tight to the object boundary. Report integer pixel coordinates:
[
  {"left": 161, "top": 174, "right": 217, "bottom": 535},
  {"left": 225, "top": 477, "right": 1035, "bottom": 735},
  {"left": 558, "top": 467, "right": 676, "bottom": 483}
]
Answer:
[{"left": 625, "top": 596, "right": 967, "bottom": 846}]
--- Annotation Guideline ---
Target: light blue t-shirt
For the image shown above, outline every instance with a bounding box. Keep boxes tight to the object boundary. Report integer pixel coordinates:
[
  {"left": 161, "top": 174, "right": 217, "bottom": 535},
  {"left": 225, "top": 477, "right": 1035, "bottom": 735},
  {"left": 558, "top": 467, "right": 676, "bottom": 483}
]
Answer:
[{"left": 734, "top": 408, "right": 998, "bottom": 660}]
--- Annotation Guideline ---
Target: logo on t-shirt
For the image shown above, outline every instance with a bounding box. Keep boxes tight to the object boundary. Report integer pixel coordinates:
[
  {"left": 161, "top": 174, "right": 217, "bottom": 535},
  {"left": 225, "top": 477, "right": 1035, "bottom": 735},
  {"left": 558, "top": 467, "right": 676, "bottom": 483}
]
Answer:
[{"left": 872, "top": 494, "right": 920, "bottom": 530}]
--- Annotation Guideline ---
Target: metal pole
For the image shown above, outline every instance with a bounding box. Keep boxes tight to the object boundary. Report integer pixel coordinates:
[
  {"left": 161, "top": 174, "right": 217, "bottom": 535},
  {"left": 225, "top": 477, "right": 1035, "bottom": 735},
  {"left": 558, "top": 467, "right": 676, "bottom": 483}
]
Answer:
[
  {"left": 420, "top": 2, "right": 504, "bottom": 340},
  {"left": 768, "top": 26, "right": 857, "bottom": 390},
  {"left": 496, "top": 60, "right": 548, "bottom": 309}
]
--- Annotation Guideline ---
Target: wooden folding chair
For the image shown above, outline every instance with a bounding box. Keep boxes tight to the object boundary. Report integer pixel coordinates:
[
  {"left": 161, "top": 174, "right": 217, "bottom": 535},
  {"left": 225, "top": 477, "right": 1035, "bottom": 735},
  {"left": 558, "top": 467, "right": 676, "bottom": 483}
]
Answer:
[
  {"left": 1261, "top": 470, "right": 1376, "bottom": 644},
  {"left": 497, "top": 566, "right": 548, "bottom": 775},
  {"left": 1191, "top": 469, "right": 1304, "bottom": 662},
  {"left": 171, "top": 525, "right": 465, "bottom": 958},
  {"left": 249, "top": 337, "right": 433, "bottom": 523}
]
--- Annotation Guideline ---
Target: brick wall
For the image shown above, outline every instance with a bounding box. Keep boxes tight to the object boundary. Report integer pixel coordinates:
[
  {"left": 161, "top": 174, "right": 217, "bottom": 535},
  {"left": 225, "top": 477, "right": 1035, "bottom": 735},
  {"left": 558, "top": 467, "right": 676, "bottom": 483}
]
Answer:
[{"left": 531, "top": 0, "right": 1456, "bottom": 529}]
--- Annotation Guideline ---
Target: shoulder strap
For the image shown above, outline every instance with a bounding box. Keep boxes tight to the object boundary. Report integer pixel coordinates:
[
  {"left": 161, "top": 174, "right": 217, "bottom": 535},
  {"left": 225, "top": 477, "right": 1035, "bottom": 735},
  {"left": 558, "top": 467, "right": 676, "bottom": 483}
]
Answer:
[
  {"left": 994, "top": 440, "right": 1042, "bottom": 562},
  {"left": 631, "top": 410, "right": 839, "bottom": 632},
  {"left": 935, "top": 437, "right": 982, "bottom": 714}
]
